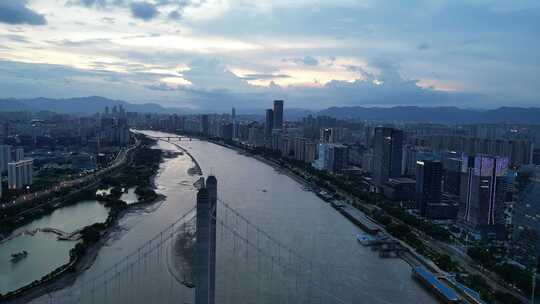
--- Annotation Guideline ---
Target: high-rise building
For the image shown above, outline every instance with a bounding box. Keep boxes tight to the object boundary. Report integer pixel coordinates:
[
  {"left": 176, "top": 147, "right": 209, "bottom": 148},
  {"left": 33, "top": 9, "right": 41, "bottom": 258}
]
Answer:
[
  {"left": 220, "top": 123, "right": 233, "bottom": 141},
  {"left": 442, "top": 156, "right": 465, "bottom": 197},
  {"left": 248, "top": 125, "right": 265, "bottom": 147},
  {"left": 14, "top": 148, "right": 24, "bottom": 161},
  {"left": 201, "top": 115, "right": 210, "bottom": 136},
  {"left": 410, "top": 135, "right": 534, "bottom": 166},
  {"left": 373, "top": 127, "right": 403, "bottom": 185},
  {"left": 265, "top": 109, "right": 274, "bottom": 138},
  {"left": 0, "top": 145, "right": 12, "bottom": 174},
  {"left": 416, "top": 159, "right": 442, "bottom": 218},
  {"left": 459, "top": 155, "right": 509, "bottom": 239},
  {"left": 320, "top": 128, "right": 349, "bottom": 143},
  {"left": 326, "top": 144, "right": 349, "bottom": 173},
  {"left": 313, "top": 143, "right": 329, "bottom": 170},
  {"left": 8, "top": 159, "right": 33, "bottom": 190},
  {"left": 511, "top": 165, "right": 540, "bottom": 267},
  {"left": 272, "top": 100, "right": 284, "bottom": 130},
  {"left": 271, "top": 129, "right": 283, "bottom": 152},
  {"left": 305, "top": 142, "right": 317, "bottom": 164},
  {"left": 231, "top": 108, "right": 237, "bottom": 139}
]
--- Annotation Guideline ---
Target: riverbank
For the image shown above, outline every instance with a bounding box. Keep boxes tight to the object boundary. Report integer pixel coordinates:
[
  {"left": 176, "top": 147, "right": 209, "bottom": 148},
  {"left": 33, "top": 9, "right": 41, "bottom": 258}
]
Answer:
[
  {"left": 0, "top": 137, "right": 166, "bottom": 302},
  {"left": 149, "top": 137, "right": 203, "bottom": 176}
]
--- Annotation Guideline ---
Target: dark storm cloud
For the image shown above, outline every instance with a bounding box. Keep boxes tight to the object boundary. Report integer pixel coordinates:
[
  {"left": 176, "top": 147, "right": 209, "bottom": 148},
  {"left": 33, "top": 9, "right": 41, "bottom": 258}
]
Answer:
[
  {"left": 130, "top": 2, "right": 159, "bottom": 21},
  {"left": 0, "top": 1, "right": 47, "bottom": 25}
]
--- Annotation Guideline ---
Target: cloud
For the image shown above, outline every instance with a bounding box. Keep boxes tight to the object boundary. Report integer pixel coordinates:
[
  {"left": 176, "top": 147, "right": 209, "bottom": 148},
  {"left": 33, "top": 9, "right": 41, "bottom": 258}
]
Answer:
[
  {"left": 286, "top": 56, "right": 319, "bottom": 66},
  {"left": 68, "top": 0, "right": 123, "bottom": 7},
  {"left": 101, "top": 17, "right": 116, "bottom": 24},
  {"left": 5, "top": 35, "right": 30, "bottom": 43},
  {"left": 168, "top": 10, "right": 182, "bottom": 20},
  {"left": 417, "top": 43, "right": 430, "bottom": 51},
  {"left": 240, "top": 73, "right": 291, "bottom": 81},
  {"left": 146, "top": 83, "right": 178, "bottom": 91},
  {"left": 181, "top": 59, "right": 252, "bottom": 91},
  {"left": 343, "top": 65, "right": 369, "bottom": 76},
  {"left": 130, "top": 2, "right": 159, "bottom": 21},
  {"left": 0, "top": 1, "right": 47, "bottom": 25},
  {"left": 46, "top": 38, "right": 111, "bottom": 47}
]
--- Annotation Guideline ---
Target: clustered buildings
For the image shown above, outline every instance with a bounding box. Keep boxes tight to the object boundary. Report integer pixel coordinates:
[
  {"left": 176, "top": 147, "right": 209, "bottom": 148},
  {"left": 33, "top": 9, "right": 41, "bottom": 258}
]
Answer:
[
  {"left": 141, "top": 102, "right": 540, "bottom": 268},
  {"left": 11, "top": 100, "right": 532, "bottom": 268},
  {"left": 0, "top": 105, "right": 134, "bottom": 200}
]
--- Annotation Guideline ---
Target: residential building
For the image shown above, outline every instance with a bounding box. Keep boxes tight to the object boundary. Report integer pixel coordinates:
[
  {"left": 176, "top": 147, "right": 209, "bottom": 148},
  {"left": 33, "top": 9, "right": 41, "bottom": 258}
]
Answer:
[
  {"left": 0, "top": 145, "right": 11, "bottom": 173},
  {"left": 8, "top": 159, "right": 33, "bottom": 190}
]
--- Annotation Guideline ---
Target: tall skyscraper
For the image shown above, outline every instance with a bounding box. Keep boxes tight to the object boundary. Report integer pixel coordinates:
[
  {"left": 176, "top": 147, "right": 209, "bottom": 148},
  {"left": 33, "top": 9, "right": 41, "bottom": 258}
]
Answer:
[
  {"left": 459, "top": 155, "right": 509, "bottom": 239},
  {"left": 416, "top": 159, "right": 442, "bottom": 218},
  {"left": 8, "top": 159, "right": 33, "bottom": 190},
  {"left": 272, "top": 100, "right": 284, "bottom": 130},
  {"left": 265, "top": 109, "right": 274, "bottom": 138},
  {"left": 373, "top": 127, "right": 403, "bottom": 185},
  {"left": 0, "top": 145, "right": 12, "bottom": 174}
]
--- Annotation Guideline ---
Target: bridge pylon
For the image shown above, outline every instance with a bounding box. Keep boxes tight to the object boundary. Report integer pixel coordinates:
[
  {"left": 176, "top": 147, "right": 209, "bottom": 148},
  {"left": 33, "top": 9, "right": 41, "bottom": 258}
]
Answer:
[{"left": 195, "top": 176, "right": 217, "bottom": 304}]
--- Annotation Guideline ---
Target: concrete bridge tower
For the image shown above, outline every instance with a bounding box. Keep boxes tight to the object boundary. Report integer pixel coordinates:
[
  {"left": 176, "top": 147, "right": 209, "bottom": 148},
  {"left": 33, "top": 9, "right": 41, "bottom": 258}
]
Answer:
[{"left": 195, "top": 176, "right": 217, "bottom": 304}]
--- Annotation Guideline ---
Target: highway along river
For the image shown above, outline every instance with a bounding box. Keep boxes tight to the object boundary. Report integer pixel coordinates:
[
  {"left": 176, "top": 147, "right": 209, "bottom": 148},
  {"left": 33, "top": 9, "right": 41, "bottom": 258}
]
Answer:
[{"left": 20, "top": 130, "right": 437, "bottom": 304}]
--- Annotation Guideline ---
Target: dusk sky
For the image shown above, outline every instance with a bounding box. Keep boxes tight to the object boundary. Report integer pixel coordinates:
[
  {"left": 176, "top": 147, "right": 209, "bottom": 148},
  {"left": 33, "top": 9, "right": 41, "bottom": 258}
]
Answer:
[{"left": 0, "top": 0, "right": 538, "bottom": 110}]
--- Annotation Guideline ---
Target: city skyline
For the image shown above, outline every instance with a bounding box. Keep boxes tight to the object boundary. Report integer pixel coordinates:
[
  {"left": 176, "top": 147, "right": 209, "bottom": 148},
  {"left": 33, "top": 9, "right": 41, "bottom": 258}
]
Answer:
[
  {"left": 0, "top": 1, "right": 539, "bottom": 110},
  {"left": 1, "top": 2, "right": 540, "bottom": 303}
]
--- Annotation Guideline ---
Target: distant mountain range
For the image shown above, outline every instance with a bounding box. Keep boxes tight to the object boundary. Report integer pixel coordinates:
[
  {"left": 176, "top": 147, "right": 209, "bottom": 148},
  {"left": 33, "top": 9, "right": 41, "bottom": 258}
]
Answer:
[
  {"left": 1, "top": 97, "right": 539, "bottom": 124},
  {"left": 0, "top": 96, "right": 177, "bottom": 115},
  {"left": 316, "top": 106, "right": 540, "bottom": 124}
]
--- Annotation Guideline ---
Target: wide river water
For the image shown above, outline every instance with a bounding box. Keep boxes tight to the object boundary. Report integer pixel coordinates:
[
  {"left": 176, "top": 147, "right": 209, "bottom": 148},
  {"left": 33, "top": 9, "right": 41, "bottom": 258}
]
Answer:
[
  {"left": 0, "top": 201, "right": 109, "bottom": 294},
  {"left": 18, "top": 130, "right": 437, "bottom": 304}
]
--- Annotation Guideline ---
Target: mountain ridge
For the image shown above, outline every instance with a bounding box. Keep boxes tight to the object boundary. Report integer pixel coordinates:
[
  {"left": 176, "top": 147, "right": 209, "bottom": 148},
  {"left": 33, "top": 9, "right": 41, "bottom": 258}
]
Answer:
[{"left": 1, "top": 97, "right": 539, "bottom": 124}]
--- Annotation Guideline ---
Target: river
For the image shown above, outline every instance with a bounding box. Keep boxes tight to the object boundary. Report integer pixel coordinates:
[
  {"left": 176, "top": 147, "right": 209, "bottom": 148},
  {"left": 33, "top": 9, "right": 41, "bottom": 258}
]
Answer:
[
  {"left": 0, "top": 201, "right": 109, "bottom": 294},
  {"left": 19, "top": 130, "right": 437, "bottom": 304}
]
